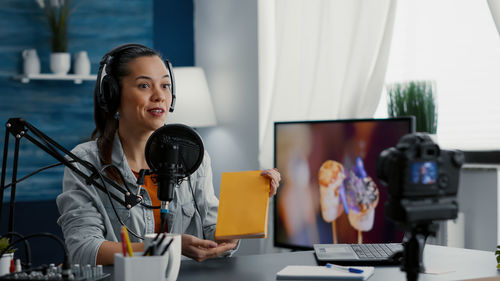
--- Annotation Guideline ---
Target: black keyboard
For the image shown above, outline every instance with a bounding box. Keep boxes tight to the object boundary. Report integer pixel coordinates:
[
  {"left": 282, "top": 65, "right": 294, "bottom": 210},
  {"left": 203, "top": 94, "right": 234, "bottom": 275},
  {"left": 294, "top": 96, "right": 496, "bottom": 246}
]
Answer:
[{"left": 351, "top": 243, "right": 401, "bottom": 259}]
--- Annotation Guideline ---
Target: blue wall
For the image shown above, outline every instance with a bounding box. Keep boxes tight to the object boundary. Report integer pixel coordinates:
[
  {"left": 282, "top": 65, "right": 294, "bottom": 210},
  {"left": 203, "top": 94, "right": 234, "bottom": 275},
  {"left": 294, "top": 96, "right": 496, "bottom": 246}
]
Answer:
[
  {"left": 0, "top": 0, "right": 152, "bottom": 266},
  {"left": 0, "top": 0, "right": 195, "bottom": 266},
  {"left": 154, "top": 0, "right": 194, "bottom": 66},
  {"left": 0, "top": 0, "right": 153, "bottom": 202}
]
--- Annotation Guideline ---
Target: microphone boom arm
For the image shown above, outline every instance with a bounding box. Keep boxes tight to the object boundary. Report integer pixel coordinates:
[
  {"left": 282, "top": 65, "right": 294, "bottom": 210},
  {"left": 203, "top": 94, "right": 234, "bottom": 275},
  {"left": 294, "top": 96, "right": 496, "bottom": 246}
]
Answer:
[{"left": 0, "top": 118, "right": 142, "bottom": 233}]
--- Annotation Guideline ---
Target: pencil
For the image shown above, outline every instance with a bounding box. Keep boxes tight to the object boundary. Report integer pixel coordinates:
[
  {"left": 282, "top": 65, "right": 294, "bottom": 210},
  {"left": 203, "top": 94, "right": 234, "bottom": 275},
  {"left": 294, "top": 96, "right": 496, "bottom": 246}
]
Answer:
[
  {"left": 120, "top": 227, "right": 127, "bottom": 256},
  {"left": 122, "top": 226, "right": 134, "bottom": 257}
]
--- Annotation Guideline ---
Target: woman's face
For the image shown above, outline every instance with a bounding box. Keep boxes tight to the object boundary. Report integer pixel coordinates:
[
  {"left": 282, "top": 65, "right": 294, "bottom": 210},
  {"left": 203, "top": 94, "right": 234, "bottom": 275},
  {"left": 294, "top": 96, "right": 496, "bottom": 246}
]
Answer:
[{"left": 118, "top": 55, "right": 172, "bottom": 134}]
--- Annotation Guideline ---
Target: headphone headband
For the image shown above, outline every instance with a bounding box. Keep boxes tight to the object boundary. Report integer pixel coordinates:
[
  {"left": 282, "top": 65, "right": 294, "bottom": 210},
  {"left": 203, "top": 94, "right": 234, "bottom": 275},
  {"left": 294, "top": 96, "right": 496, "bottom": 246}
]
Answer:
[{"left": 99, "top": 43, "right": 149, "bottom": 66}]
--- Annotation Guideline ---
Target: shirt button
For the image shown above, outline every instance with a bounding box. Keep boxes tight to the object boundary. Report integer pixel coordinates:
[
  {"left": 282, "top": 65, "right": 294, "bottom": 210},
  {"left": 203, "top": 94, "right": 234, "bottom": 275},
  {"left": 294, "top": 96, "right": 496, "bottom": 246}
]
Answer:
[{"left": 147, "top": 216, "right": 151, "bottom": 220}]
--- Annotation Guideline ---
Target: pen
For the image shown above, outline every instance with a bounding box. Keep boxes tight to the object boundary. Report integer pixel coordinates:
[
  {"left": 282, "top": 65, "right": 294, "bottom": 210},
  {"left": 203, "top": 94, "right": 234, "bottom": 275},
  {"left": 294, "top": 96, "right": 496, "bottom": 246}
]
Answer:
[
  {"left": 143, "top": 244, "right": 153, "bottom": 256},
  {"left": 153, "top": 234, "right": 167, "bottom": 255},
  {"left": 122, "top": 226, "right": 134, "bottom": 257},
  {"left": 159, "top": 237, "right": 174, "bottom": 256},
  {"left": 326, "top": 263, "right": 364, "bottom": 274},
  {"left": 120, "top": 227, "right": 127, "bottom": 257},
  {"left": 143, "top": 233, "right": 167, "bottom": 256},
  {"left": 144, "top": 232, "right": 164, "bottom": 256}
]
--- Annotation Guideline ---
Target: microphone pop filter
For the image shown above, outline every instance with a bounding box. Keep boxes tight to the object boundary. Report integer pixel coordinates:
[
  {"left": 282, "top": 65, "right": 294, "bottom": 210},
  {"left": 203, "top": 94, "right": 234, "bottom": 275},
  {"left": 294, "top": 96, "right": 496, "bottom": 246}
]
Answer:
[{"left": 145, "top": 124, "right": 204, "bottom": 177}]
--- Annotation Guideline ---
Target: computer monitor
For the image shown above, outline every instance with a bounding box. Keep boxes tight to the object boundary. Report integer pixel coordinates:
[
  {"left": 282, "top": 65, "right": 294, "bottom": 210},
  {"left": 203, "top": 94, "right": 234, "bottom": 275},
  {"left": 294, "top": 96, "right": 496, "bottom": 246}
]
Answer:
[{"left": 273, "top": 117, "right": 415, "bottom": 250}]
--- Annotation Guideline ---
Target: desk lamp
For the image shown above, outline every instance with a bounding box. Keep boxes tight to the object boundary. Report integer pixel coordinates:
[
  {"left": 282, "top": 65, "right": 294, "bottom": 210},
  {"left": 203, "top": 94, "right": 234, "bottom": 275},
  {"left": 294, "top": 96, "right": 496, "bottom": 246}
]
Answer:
[{"left": 166, "top": 67, "right": 217, "bottom": 128}]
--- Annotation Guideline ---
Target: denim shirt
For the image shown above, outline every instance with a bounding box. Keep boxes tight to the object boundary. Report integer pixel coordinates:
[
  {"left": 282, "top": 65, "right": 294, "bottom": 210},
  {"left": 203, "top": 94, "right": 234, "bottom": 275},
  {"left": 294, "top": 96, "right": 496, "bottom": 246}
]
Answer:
[{"left": 56, "top": 135, "right": 221, "bottom": 265}]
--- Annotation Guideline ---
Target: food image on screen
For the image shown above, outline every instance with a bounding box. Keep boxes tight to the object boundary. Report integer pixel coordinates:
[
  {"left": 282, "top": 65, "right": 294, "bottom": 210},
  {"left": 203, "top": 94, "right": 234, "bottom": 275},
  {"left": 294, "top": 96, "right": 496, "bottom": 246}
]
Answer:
[
  {"left": 274, "top": 118, "right": 412, "bottom": 249},
  {"left": 318, "top": 160, "right": 346, "bottom": 244},
  {"left": 343, "top": 157, "right": 380, "bottom": 243}
]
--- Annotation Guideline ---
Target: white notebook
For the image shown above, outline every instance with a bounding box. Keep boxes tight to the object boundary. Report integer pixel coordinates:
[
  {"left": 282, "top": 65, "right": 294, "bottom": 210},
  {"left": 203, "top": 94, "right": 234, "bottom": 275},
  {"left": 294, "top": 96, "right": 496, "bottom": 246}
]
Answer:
[{"left": 276, "top": 265, "right": 375, "bottom": 280}]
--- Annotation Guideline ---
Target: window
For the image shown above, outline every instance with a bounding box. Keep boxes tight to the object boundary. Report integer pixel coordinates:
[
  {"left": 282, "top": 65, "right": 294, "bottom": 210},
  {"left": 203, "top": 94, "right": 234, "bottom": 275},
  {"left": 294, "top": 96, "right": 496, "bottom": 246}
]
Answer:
[{"left": 374, "top": 0, "right": 500, "bottom": 150}]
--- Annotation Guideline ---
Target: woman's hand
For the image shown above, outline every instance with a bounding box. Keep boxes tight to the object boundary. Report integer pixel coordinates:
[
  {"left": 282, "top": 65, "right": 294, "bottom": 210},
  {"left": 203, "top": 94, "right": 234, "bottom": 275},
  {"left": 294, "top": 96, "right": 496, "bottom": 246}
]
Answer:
[
  {"left": 261, "top": 168, "right": 281, "bottom": 197},
  {"left": 216, "top": 238, "right": 239, "bottom": 249},
  {"left": 181, "top": 234, "right": 238, "bottom": 262}
]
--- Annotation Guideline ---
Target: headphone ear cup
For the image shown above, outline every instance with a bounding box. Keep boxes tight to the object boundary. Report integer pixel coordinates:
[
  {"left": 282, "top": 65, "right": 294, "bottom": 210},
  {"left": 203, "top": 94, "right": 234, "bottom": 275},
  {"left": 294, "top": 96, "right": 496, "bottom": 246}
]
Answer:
[{"left": 100, "top": 75, "right": 121, "bottom": 114}]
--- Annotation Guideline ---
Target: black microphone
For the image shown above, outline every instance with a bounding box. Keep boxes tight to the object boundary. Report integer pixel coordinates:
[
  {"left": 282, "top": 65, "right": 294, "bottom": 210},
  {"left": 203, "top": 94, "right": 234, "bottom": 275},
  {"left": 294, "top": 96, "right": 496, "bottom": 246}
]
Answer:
[
  {"left": 156, "top": 143, "right": 179, "bottom": 202},
  {"left": 145, "top": 124, "right": 204, "bottom": 211}
]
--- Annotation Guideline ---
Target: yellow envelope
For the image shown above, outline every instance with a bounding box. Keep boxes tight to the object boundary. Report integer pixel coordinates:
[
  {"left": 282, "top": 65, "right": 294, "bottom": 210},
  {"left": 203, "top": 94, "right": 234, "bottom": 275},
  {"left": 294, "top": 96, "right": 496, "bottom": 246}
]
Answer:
[{"left": 215, "top": 170, "right": 270, "bottom": 240}]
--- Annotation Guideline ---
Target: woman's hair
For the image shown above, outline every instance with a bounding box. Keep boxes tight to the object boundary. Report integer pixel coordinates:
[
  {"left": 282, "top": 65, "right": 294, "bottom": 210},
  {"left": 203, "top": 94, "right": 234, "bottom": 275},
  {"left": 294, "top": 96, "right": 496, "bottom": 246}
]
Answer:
[{"left": 91, "top": 44, "right": 161, "bottom": 181}]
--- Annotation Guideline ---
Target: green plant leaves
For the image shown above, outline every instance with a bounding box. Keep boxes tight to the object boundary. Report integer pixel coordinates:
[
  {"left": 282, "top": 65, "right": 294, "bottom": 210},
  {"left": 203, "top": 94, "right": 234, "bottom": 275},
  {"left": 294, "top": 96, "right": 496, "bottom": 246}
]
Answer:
[
  {"left": 0, "top": 237, "right": 15, "bottom": 254},
  {"left": 386, "top": 80, "right": 437, "bottom": 134},
  {"left": 37, "top": 0, "right": 75, "bottom": 52},
  {"left": 495, "top": 245, "right": 500, "bottom": 269}
]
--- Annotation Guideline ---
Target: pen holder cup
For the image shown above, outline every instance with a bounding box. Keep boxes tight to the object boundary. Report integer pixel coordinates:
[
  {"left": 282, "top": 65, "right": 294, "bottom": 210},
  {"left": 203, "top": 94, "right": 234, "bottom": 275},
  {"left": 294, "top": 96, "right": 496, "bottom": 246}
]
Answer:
[{"left": 115, "top": 233, "right": 181, "bottom": 281}]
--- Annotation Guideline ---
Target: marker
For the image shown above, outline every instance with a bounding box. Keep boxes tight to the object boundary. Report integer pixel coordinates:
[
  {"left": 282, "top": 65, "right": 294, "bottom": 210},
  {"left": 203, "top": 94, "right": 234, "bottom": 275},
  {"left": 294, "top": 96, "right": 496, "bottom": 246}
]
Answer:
[{"left": 326, "top": 263, "right": 364, "bottom": 274}]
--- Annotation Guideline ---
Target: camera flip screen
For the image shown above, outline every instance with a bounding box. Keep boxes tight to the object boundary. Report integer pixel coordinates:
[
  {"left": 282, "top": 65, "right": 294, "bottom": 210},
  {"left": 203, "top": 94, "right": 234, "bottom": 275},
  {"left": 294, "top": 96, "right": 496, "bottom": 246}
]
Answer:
[{"left": 411, "top": 161, "right": 437, "bottom": 185}]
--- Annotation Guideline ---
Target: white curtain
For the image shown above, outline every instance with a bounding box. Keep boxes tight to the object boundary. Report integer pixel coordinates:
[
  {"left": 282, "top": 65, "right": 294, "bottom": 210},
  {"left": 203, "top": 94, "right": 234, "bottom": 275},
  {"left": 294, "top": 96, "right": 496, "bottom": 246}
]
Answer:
[
  {"left": 382, "top": 0, "right": 500, "bottom": 150},
  {"left": 258, "top": 0, "right": 398, "bottom": 169},
  {"left": 488, "top": 0, "right": 500, "bottom": 35}
]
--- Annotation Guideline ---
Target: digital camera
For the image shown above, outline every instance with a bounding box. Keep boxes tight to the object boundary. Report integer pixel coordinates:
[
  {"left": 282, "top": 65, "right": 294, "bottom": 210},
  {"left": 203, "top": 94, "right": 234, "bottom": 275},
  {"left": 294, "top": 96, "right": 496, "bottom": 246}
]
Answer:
[{"left": 376, "top": 133, "right": 464, "bottom": 224}]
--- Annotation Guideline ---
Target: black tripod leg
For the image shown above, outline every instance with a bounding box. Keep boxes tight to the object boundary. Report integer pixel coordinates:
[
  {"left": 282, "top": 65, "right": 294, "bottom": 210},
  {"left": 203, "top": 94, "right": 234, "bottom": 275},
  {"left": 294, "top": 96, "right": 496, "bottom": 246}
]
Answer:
[{"left": 402, "top": 232, "right": 426, "bottom": 281}]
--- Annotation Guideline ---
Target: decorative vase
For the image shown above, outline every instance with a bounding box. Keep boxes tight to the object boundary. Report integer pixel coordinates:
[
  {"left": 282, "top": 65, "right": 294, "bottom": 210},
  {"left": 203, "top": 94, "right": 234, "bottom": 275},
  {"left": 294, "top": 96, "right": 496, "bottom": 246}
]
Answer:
[
  {"left": 74, "top": 51, "right": 91, "bottom": 76},
  {"left": 50, "top": 52, "right": 71, "bottom": 75},
  {"left": 22, "top": 49, "right": 41, "bottom": 75},
  {"left": 0, "top": 253, "right": 13, "bottom": 276}
]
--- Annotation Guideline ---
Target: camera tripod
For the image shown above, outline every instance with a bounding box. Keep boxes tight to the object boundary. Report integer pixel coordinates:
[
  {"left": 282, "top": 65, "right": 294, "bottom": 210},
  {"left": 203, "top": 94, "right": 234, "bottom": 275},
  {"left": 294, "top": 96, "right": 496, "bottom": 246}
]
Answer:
[{"left": 394, "top": 222, "right": 439, "bottom": 281}]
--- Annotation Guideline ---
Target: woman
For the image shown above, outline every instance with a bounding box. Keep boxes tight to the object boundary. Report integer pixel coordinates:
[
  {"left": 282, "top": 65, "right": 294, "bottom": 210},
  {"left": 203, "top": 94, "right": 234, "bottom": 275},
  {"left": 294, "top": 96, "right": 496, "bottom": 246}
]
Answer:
[{"left": 56, "top": 44, "right": 281, "bottom": 265}]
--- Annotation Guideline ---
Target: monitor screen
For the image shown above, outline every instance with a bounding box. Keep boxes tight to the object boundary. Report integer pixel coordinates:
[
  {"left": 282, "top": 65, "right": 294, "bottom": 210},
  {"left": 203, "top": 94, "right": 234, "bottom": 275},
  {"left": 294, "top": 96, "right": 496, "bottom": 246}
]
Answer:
[{"left": 273, "top": 117, "right": 415, "bottom": 250}]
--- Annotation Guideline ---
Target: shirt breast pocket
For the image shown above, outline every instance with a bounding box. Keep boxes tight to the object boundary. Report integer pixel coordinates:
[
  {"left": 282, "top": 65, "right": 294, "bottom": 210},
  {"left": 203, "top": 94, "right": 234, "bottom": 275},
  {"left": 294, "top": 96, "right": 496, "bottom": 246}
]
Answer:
[{"left": 181, "top": 203, "right": 196, "bottom": 232}]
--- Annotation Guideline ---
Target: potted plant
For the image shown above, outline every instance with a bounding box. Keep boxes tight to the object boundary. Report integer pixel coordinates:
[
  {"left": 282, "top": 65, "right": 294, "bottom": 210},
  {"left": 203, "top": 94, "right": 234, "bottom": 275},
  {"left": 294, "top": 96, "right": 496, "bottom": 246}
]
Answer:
[
  {"left": 35, "top": 0, "right": 76, "bottom": 75},
  {"left": 496, "top": 245, "right": 500, "bottom": 269},
  {"left": 0, "top": 237, "right": 15, "bottom": 276},
  {"left": 386, "top": 80, "right": 438, "bottom": 134}
]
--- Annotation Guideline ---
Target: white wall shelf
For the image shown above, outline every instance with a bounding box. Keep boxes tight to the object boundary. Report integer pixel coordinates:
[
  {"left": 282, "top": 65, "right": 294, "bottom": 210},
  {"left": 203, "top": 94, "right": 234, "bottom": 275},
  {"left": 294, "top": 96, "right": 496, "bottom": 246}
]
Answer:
[{"left": 13, "top": 73, "right": 97, "bottom": 84}]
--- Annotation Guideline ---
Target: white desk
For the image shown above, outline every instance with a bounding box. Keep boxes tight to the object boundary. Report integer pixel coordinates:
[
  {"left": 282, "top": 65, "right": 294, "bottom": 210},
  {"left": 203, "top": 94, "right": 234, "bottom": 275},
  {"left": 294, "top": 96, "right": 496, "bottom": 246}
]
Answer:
[{"left": 176, "top": 245, "right": 498, "bottom": 281}]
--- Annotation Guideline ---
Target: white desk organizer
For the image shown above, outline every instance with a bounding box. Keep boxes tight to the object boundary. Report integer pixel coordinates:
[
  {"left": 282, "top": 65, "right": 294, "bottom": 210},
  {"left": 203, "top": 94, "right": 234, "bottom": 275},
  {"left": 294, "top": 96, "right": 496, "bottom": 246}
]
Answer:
[
  {"left": 114, "top": 233, "right": 181, "bottom": 281},
  {"left": 114, "top": 253, "right": 170, "bottom": 281}
]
